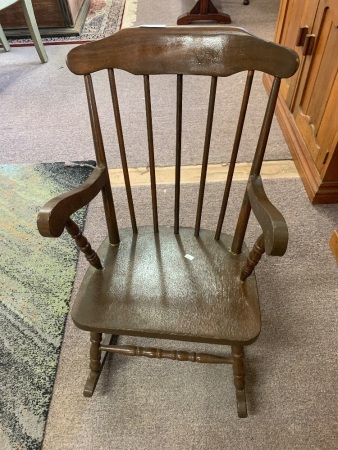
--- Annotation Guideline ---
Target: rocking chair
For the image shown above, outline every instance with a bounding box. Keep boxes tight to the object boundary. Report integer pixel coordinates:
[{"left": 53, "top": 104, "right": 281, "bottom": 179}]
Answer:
[{"left": 37, "top": 26, "right": 298, "bottom": 417}]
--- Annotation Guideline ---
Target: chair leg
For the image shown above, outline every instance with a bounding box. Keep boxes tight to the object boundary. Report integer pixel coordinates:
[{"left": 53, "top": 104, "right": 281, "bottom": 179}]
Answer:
[
  {"left": 231, "top": 345, "right": 248, "bottom": 418},
  {"left": 0, "top": 24, "right": 10, "bottom": 52},
  {"left": 20, "top": 0, "right": 48, "bottom": 63},
  {"left": 83, "top": 332, "right": 103, "bottom": 397},
  {"left": 83, "top": 333, "right": 118, "bottom": 397}
]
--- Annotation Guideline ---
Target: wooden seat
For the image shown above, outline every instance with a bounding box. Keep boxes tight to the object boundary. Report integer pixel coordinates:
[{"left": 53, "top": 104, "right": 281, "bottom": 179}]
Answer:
[
  {"left": 72, "top": 226, "right": 261, "bottom": 344},
  {"left": 37, "top": 26, "right": 299, "bottom": 418}
]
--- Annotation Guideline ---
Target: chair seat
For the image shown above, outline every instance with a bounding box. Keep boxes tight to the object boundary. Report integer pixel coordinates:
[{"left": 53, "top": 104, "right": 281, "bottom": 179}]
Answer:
[{"left": 72, "top": 226, "right": 261, "bottom": 345}]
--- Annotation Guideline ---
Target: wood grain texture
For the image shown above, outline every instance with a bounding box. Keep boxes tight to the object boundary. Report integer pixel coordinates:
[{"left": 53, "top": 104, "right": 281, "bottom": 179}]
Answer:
[
  {"left": 271, "top": 0, "right": 338, "bottom": 203},
  {"left": 66, "top": 219, "right": 102, "bottom": 269},
  {"left": 72, "top": 226, "right": 261, "bottom": 346},
  {"left": 240, "top": 234, "right": 265, "bottom": 281},
  {"left": 247, "top": 175, "right": 288, "bottom": 256},
  {"left": 329, "top": 230, "right": 338, "bottom": 263},
  {"left": 263, "top": 73, "right": 338, "bottom": 204},
  {"left": 66, "top": 26, "right": 299, "bottom": 78},
  {"left": 0, "top": 0, "right": 64, "bottom": 28},
  {"left": 100, "top": 344, "right": 233, "bottom": 364},
  {"left": 37, "top": 166, "right": 107, "bottom": 238},
  {"left": 36, "top": 26, "right": 300, "bottom": 416}
]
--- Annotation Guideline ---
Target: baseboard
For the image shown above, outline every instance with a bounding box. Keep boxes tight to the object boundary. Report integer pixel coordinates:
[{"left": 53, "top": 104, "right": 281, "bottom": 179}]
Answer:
[{"left": 263, "top": 74, "right": 338, "bottom": 204}]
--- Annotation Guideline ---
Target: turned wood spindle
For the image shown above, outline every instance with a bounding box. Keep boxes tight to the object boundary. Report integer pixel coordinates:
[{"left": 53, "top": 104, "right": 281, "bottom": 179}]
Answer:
[
  {"left": 66, "top": 218, "right": 103, "bottom": 269},
  {"left": 240, "top": 234, "right": 265, "bottom": 281},
  {"left": 89, "top": 332, "right": 102, "bottom": 373},
  {"left": 99, "top": 344, "right": 233, "bottom": 364}
]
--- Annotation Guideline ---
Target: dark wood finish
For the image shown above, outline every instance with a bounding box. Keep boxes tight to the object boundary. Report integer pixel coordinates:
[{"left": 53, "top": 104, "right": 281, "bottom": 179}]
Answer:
[
  {"left": 175, "top": 74, "right": 183, "bottom": 234},
  {"left": 0, "top": 0, "right": 90, "bottom": 38},
  {"left": 144, "top": 75, "right": 159, "bottom": 233},
  {"left": 66, "top": 219, "right": 102, "bottom": 270},
  {"left": 177, "top": 0, "right": 231, "bottom": 25},
  {"left": 38, "top": 27, "right": 299, "bottom": 417},
  {"left": 240, "top": 234, "right": 265, "bottom": 281},
  {"left": 37, "top": 166, "right": 107, "bottom": 238},
  {"left": 215, "top": 70, "right": 254, "bottom": 240},
  {"left": 100, "top": 344, "right": 233, "bottom": 364},
  {"left": 84, "top": 75, "right": 120, "bottom": 245},
  {"left": 72, "top": 227, "right": 261, "bottom": 345},
  {"left": 84, "top": 334, "right": 118, "bottom": 397},
  {"left": 108, "top": 69, "right": 137, "bottom": 234},
  {"left": 195, "top": 76, "right": 218, "bottom": 237},
  {"left": 247, "top": 176, "right": 288, "bottom": 256},
  {"left": 232, "top": 77, "right": 283, "bottom": 254},
  {"left": 231, "top": 345, "right": 247, "bottom": 418},
  {"left": 66, "top": 28, "right": 299, "bottom": 79},
  {"left": 0, "top": 0, "right": 64, "bottom": 28},
  {"left": 268, "top": 0, "right": 338, "bottom": 203}
]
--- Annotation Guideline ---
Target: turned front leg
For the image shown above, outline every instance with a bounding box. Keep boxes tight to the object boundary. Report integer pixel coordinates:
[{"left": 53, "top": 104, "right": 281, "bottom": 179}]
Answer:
[
  {"left": 231, "top": 345, "right": 247, "bottom": 418},
  {"left": 83, "top": 332, "right": 103, "bottom": 397},
  {"left": 89, "top": 332, "right": 102, "bottom": 373}
]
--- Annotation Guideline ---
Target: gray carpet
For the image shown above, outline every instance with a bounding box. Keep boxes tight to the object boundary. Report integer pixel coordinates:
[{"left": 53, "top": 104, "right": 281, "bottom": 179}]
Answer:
[
  {"left": 41, "top": 178, "right": 338, "bottom": 449},
  {"left": 0, "top": 0, "right": 290, "bottom": 167}
]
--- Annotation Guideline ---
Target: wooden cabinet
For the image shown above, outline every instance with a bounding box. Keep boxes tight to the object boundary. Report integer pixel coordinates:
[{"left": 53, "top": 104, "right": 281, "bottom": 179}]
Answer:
[
  {"left": 0, "top": 0, "right": 90, "bottom": 38},
  {"left": 264, "top": 0, "right": 338, "bottom": 203}
]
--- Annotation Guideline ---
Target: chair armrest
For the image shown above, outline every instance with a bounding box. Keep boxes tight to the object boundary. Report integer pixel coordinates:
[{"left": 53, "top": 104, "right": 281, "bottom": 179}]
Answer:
[
  {"left": 37, "top": 166, "right": 107, "bottom": 238},
  {"left": 247, "top": 175, "right": 288, "bottom": 256}
]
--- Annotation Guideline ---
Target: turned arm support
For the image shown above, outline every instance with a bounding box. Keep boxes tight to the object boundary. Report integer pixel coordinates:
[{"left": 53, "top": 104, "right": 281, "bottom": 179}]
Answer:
[
  {"left": 37, "top": 166, "right": 108, "bottom": 238},
  {"left": 240, "top": 176, "right": 288, "bottom": 281},
  {"left": 247, "top": 175, "right": 288, "bottom": 257}
]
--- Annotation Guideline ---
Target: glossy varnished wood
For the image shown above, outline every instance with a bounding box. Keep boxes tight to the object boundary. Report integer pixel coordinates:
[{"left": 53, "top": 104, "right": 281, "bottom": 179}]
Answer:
[
  {"left": 37, "top": 166, "right": 107, "bottom": 237},
  {"left": 84, "top": 334, "right": 118, "bottom": 397},
  {"left": 72, "top": 227, "right": 261, "bottom": 346},
  {"left": 66, "top": 27, "right": 299, "bottom": 79},
  {"left": 66, "top": 219, "right": 102, "bottom": 269},
  {"left": 215, "top": 70, "right": 254, "bottom": 240},
  {"left": 100, "top": 344, "right": 234, "bottom": 364},
  {"left": 247, "top": 175, "right": 288, "bottom": 256},
  {"left": 38, "top": 27, "right": 299, "bottom": 417}
]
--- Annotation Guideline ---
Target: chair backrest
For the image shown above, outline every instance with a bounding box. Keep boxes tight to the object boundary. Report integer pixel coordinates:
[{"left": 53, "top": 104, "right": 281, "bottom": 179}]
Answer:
[{"left": 66, "top": 26, "right": 298, "bottom": 251}]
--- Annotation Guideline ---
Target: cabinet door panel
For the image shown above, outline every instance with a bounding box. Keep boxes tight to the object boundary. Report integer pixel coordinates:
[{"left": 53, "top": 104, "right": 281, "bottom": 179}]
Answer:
[
  {"left": 301, "top": 4, "right": 338, "bottom": 125},
  {"left": 294, "top": 0, "right": 338, "bottom": 164},
  {"left": 276, "top": 0, "right": 305, "bottom": 104},
  {"left": 315, "top": 74, "right": 338, "bottom": 179}
]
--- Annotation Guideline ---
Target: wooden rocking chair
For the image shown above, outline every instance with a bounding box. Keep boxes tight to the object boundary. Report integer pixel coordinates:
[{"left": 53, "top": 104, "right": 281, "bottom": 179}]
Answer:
[{"left": 37, "top": 26, "right": 298, "bottom": 417}]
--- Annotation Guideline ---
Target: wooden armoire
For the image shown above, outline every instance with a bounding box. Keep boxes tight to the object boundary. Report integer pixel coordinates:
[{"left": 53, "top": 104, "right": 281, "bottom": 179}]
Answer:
[{"left": 263, "top": 0, "right": 338, "bottom": 203}]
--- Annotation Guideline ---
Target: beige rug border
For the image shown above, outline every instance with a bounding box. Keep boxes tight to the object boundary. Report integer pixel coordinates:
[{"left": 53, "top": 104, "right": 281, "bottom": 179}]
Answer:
[{"left": 121, "top": 0, "right": 138, "bottom": 28}]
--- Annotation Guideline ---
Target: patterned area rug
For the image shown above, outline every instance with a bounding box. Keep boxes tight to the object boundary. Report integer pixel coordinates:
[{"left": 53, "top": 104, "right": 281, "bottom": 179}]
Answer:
[
  {"left": 8, "top": 0, "right": 136, "bottom": 46},
  {"left": 0, "top": 161, "right": 95, "bottom": 449}
]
